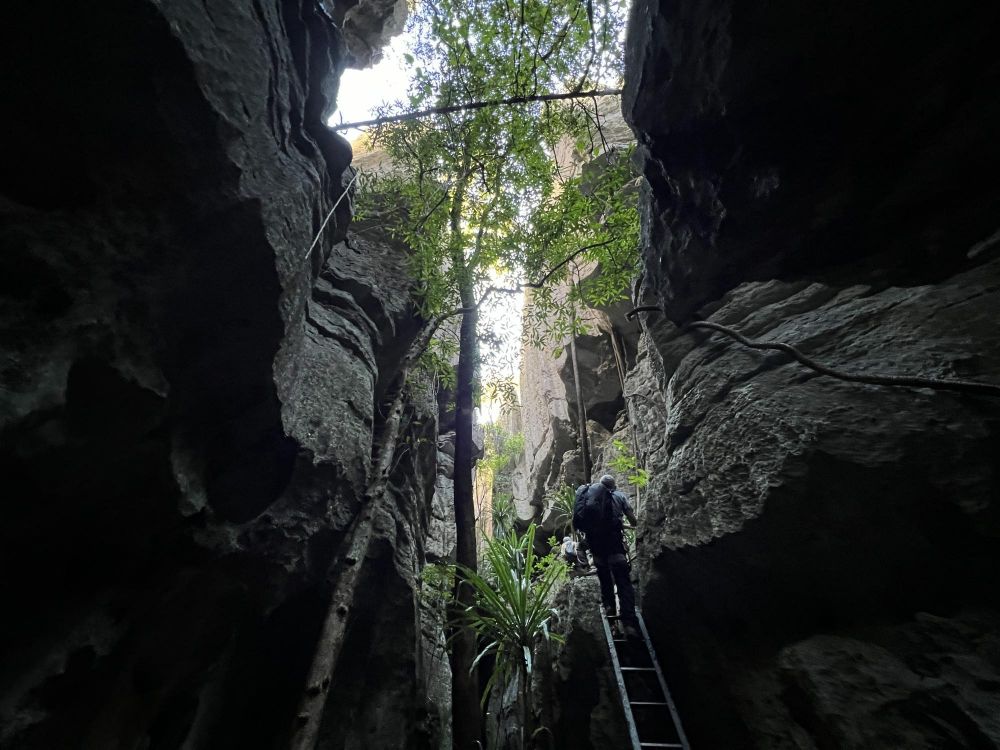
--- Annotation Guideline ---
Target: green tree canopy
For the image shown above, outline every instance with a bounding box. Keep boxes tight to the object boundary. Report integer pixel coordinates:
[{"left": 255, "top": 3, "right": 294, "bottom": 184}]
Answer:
[{"left": 352, "top": 1, "right": 633, "bottom": 746}]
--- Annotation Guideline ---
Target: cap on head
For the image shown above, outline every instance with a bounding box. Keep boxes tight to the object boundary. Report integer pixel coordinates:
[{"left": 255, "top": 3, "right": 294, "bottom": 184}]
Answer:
[{"left": 600, "top": 474, "right": 616, "bottom": 489}]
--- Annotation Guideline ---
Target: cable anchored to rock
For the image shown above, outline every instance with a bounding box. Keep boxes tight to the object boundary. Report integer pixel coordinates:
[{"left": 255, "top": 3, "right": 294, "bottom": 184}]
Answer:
[
  {"left": 330, "top": 88, "right": 622, "bottom": 131},
  {"left": 303, "top": 169, "right": 359, "bottom": 262},
  {"left": 626, "top": 306, "right": 1000, "bottom": 397}
]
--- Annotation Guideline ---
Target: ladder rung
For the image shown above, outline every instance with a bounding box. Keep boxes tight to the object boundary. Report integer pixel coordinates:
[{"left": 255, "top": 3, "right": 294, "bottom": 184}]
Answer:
[{"left": 604, "top": 610, "right": 690, "bottom": 750}]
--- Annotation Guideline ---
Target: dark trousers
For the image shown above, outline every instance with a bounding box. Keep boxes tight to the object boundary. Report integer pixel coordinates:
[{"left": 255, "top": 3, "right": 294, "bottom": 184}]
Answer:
[{"left": 595, "top": 552, "right": 636, "bottom": 624}]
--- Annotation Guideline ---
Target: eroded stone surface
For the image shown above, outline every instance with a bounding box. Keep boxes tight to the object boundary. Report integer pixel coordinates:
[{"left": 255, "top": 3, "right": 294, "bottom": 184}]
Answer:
[
  {"left": 0, "top": 1, "right": 445, "bottom": 747},
  {"left": 621, "top": 0, "right": 1000, "bottom": 746},
  {"left": 533, "top": 577, "right": 630, "bottom": 749},
  {"left": 632, "top": 263, "right": 1000, "bottom": 746}
]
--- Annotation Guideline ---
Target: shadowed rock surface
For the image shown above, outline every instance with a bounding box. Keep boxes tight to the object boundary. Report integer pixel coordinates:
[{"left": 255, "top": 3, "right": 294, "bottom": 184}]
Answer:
[
  {"left": 534, "top": 577, "right": 629, "bottom": 750},
  {"left": 3, "top": 0, "right": 999, "bottom": 748},
  {"left": 0, "top": 1, "right": 447, "bottom": 747},
  {"left": 622, "top": 0, "right": 1000, "bottom": 746}
]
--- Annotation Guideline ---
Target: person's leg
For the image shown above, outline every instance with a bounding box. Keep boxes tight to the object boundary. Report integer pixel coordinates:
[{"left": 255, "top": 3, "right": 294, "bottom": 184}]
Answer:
[
  {"left": 576, "top": 537, "right": 590, "bottom": 567},
  {"left": 594, "top": 557, "right": 616, "bottom": 615},
  {"left": 610, "top": 556, "right": 636, "bottom": 625}
]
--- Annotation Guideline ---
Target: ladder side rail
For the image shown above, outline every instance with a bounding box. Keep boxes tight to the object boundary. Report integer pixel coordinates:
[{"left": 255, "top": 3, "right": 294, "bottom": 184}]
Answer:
[
  {"left": 636, "top": 611, "right": 692, "bottom": 750},
  {"left": 601, "top": 610, "right": 643, "bottom": 750}
]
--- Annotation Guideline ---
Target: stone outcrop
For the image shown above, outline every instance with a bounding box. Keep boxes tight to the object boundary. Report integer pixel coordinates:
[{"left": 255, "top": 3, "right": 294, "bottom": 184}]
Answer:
[
  {"left": 324, "top": 0, "right": 408, "bottom": 69},
  {"left": 622, "top": 0, "right": 1000, "bottom": 746},
  {"left": 0, "top": 1, "right": 445, "bottom": 748},
  {"left": 533, "top": 577, "right": 630, "bottom": 750},
  {"left": 513, "top": 311, "right": 640, "bottom": 539}
]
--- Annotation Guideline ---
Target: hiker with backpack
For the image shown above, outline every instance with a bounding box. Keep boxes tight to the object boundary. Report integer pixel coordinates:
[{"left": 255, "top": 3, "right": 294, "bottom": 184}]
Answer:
[{"left": 573, "top": 474, "right": 640, "bottom": 638}]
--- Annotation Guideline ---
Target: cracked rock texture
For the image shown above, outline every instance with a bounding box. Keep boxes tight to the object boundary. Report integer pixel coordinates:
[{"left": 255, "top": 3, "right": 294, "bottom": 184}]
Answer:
[
  {"left": 323, "top": 0, "right": 408, "bottom": 69},
  {"left": 0, "top": 1, "right": 446, "bottom": 748},
  {"left": 533, "top": 577, "right": 630, "bottom": 750},
  {"left": 513, "top": 295, "right": 643, "bottom": 542},
  {"left": 623, "top": 0, "right": 1000, "bottom": 747}
]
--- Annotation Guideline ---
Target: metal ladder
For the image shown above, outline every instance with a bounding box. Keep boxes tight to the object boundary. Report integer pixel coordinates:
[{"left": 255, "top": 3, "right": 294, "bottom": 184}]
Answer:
[{"left": 600, "top": 609, "right": 691, "bottom": 750}]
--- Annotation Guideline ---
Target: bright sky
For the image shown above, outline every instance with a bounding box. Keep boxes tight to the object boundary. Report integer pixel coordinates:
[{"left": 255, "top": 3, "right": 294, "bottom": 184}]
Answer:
[
  {"left": 328, "top": 34, "right": 413, "bottom": 142},
  {"left": 329, "top": 31, "right": 525, "bottom": 424}
]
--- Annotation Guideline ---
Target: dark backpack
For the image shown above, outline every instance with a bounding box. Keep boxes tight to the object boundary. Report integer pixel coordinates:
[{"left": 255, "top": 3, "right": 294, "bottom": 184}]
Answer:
[{"left": 573, "top": 483, "right": 619, "bottom": 535}]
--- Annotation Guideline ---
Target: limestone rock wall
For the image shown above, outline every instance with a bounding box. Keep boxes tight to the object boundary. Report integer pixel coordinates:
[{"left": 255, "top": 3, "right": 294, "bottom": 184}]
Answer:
[
  {"left": 533, "top": 578, "right": 629, "bottom": 750},
  {"left": 515, "top": 272, "right": 643, "bottom": 532},
  {"left": 0, "top": 1, "right": 445, "bottom": 748},
  {"left": 623, "top": 0, "right": 1000, "bottom": 746},
  {"left": 513, "top": 103, "right": 643, "bottom": 528},
  {"left": 514, "top": 298, "right": 643, "bottom": 535}
]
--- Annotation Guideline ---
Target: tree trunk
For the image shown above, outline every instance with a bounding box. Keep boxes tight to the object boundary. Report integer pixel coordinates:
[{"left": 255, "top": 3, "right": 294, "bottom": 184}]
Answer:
[
  {"left": 447, "top": 170, "right": 483, "bottom": 750},
  {"left": 568, "top": 309, "right": 592, "bottom": 482},
  {"left": 286, "top": 319, "right": 446, "bottom": 750},
  {"left": 450, "top": 280, "right": 481, "bottom": 749}
]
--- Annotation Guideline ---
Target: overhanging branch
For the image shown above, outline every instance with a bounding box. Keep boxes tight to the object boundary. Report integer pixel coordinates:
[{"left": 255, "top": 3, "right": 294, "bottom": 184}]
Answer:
[
  {"left": 626, "top": 307, "right": 1000, "bottom": 397},
  {"left": 475, "top": 237, "right": 620, "bottom": 306},
  {"left": 524, "top": 237, "right": 617, "bottom": 289}
]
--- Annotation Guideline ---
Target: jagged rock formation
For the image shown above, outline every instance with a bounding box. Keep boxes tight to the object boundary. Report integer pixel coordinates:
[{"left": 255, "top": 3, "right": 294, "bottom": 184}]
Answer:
[
  {"left": 0, "top": 2, "right": 447, "bottom": 748},
  {"left": 513, "top": 102, "right": 643, "bottom": 529},
  {"left": 513, "top": 292, "right": 644, "bottom": 536},
  {"left": 622, "top": 0, "right": 1000, "bottom": 747},
  {"left": 324, "top": 0, "right": 408, "bottom": 69},
  {"left": 534, "top": 577, "right": 629, "bottom": 750}
]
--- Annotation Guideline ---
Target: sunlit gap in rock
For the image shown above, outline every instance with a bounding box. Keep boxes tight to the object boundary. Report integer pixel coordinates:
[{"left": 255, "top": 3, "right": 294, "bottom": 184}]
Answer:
[
  {"left": 328, "top": 33, "right": 412, "bottom": 142},
  {"left": 329, "top": 28, "right": 526, "bottom": 428},
  {"left": 477, "top": 267, "right": 524, "bottom": 425}
]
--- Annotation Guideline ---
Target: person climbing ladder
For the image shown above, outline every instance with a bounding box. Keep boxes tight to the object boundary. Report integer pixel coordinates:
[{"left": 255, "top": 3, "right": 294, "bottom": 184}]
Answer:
[{"left": 574, "top": 474, "right": 640, "bottom": 638}]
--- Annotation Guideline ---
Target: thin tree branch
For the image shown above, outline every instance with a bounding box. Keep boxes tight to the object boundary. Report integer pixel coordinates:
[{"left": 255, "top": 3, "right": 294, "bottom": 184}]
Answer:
[
  {"left": 625, "top": 307, "right": 1000, "bottom": 397},
  {"left": 525, "top": 237, "right": 618, "bottom": 288},
  {"left": 474, "top": 237, "right": 620, "bottom": 306},
  {"left": 331, "top": 89, "right": 623, "bottom": 131},
  {"left": 412, "top": 189, "right": 451, "bottom": 234}
]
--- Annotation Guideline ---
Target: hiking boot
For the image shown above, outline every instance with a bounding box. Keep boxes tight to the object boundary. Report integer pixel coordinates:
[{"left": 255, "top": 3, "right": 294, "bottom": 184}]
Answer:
[
  {"left": 623, "top": 622, "right": 641, "bottom": 640},
  {"left": 604, "top": 606, "right": 617, "bottom": 619}
]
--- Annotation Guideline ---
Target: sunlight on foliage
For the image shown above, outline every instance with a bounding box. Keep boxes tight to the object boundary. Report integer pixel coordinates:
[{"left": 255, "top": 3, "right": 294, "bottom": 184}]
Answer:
[
  {"left": 609, "top": 438, "right": 650, "bottom": 488},
  {"left": 478, "top": 424, "right": 524, "bottom": 476},
  {"left": 520, "top": 148, "right": 641, "bottom": 348},
  {"left": 417, "top": 335, "right": 459, "bottom": 391},
  {"left": 353, "top": 0, "right": 634, "bottom": 351},
  {"left": 476, "top": 425, "right": 524, "bottom": 540},
  {"left": 490, "top": 492, "right": 517, "bottom": 539}
]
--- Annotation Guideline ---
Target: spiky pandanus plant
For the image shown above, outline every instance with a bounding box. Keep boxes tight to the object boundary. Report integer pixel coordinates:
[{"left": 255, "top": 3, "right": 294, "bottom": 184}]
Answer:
[
  {"left": 548, "top": 486, "right": 577, "bottom": 540},
  {"left": 491, "top": 492, "right": 517, "bottom": 539},
  {"left": 456, "top": 524, "right": 567, "bottom": 749}
]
